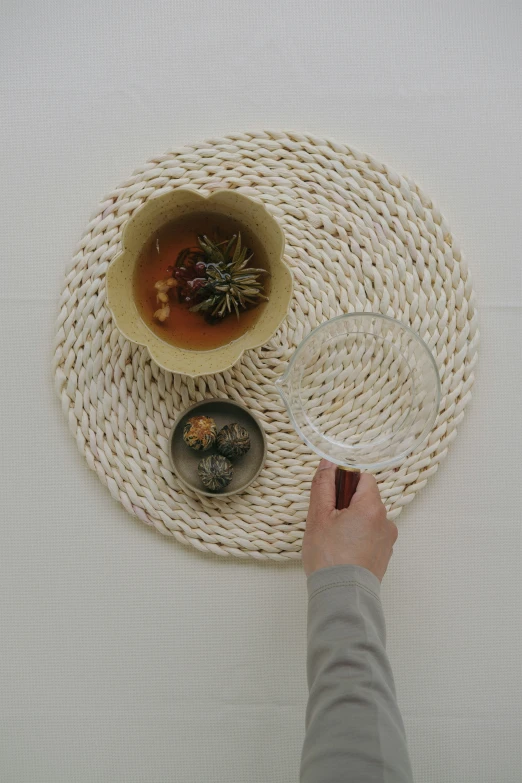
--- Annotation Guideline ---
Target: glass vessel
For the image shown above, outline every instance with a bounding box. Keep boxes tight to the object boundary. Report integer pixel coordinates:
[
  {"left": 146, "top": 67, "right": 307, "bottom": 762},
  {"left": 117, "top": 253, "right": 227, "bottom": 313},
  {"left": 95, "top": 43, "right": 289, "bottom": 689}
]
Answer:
[{"left": 276, "top": 313, "right": 441, "bottom": 473}]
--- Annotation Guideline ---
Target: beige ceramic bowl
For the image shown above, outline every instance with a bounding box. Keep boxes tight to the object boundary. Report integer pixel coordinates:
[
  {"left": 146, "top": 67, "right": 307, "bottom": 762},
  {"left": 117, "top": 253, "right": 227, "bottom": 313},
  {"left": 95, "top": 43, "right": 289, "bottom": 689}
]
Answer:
[{"left": 106, "top": 188, "right": 293, "bottom": 376}]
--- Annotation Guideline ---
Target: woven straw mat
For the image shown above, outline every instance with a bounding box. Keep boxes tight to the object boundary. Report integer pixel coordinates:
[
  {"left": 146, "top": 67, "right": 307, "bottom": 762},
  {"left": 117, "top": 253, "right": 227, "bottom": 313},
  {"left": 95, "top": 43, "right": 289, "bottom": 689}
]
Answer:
[{"left": 53, "top": 131, "right": 478, "bottom": 561}]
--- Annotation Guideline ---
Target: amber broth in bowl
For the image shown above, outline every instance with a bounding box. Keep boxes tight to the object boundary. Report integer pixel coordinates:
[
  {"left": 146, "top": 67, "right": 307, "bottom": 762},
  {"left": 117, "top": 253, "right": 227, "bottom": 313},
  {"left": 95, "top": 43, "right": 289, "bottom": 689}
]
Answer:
[{"left": 134, "top": 212, "right": 270, "bottom": 351}]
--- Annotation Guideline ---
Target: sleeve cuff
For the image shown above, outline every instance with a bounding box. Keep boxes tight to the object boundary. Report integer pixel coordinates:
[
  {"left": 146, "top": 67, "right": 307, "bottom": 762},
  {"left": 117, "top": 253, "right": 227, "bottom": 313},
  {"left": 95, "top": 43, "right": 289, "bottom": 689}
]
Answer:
[{"left": 307, "top": 564, "right": 381, "bottom": 602}]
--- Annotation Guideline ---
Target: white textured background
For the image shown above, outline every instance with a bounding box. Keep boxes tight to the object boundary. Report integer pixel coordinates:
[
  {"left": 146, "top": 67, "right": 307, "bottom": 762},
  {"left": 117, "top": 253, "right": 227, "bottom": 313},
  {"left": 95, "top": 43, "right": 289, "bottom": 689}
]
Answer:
[{"left": 1, "top": 1, "right": 521, "bottom": 781}]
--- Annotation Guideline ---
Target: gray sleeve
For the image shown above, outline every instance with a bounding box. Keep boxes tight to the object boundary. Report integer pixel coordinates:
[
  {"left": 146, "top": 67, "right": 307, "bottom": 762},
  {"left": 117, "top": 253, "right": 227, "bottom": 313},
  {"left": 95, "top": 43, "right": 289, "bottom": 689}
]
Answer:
[{"left": 300, "top": 565, "right": 413, "bottom": 783}]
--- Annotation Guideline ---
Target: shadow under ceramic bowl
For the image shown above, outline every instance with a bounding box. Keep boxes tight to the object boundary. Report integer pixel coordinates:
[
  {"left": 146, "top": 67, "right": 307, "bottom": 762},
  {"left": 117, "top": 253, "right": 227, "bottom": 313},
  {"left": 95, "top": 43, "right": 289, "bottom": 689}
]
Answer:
[
  {"left": 106, "top": 188, "right": 293, "bottom": 377},
  {"left": 169, "top": 399, "right": 267, "bottom": 497}
]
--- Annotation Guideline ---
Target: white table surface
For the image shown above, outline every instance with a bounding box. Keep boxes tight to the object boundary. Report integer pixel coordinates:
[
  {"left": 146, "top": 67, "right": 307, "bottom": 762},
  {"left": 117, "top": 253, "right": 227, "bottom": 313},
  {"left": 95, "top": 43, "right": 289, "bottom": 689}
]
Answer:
[{"left": 1, "top": 1, "right": 521, "bottom": 781}]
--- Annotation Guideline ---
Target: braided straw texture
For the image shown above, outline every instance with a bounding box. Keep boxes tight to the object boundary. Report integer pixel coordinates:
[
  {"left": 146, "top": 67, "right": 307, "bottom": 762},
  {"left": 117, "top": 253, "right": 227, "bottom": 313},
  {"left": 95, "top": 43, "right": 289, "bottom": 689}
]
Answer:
[{"left": 53, "top": 131, "right": 478, "bottom": 561}]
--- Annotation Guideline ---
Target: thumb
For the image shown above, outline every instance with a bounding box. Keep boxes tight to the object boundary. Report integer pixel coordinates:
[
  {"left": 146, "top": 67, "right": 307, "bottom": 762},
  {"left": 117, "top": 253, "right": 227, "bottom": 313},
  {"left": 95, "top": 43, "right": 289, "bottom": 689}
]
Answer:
[
  {"left": 352, "top": 472, "right": 381, "bottom": 502},
  {"left": 309, "top": 460, "right": 337, "bottom": 516}
]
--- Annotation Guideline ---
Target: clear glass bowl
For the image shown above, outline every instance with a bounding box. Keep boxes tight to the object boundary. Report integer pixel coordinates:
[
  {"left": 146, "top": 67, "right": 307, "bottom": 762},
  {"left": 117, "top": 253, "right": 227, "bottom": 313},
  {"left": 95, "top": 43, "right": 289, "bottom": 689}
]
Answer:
[{"left": 275, "top": 314, "right": 441, "bottom": 471}]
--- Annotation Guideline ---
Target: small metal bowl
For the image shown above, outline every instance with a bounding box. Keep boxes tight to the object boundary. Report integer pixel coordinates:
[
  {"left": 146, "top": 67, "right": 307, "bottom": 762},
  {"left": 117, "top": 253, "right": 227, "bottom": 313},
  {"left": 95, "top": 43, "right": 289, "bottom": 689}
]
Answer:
[{"left": 169, "top": 399, "right": 267, "bottom": 497}]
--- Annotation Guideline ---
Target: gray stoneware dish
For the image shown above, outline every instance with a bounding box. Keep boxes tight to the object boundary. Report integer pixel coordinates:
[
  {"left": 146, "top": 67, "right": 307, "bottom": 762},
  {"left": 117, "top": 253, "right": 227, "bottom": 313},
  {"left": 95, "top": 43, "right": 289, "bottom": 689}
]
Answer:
[{"left": 169, "top": 399, "right": 267, "bottom": 497}]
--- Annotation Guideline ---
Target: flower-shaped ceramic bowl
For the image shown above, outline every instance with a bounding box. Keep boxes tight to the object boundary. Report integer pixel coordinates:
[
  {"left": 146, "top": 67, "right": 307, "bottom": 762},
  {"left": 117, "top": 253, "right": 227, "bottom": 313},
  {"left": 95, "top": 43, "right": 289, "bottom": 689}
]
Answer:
[{"left": 106, "top": 189, "right": 293, "bottom": 377}]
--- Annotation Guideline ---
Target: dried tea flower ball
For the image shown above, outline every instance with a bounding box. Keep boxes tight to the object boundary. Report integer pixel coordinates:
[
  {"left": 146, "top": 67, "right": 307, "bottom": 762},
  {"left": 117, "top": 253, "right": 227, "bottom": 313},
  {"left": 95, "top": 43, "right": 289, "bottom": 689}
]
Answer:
[
  {"left": 183, "top": 415, "right": 217, "bottom": 451},
  {"left": 216, "top": 423, "right": 251, "bottom": 460},
  {"left": 198, "top": 454, "right": 233, "bottom": 492}
]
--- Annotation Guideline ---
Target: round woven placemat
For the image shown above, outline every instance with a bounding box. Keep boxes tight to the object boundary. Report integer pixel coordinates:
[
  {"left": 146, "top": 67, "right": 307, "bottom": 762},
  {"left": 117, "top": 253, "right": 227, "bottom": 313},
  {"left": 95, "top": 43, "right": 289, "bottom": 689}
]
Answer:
[{"left": 53, "top": 131, "right": 478, "bottom": 560}]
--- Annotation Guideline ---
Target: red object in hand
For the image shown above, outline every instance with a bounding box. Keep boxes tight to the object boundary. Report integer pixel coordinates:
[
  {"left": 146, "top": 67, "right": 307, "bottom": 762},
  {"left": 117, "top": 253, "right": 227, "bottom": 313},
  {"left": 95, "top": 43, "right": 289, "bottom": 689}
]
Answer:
[{"left": 335, "top": 468, "right": 360, "bottom": 509}]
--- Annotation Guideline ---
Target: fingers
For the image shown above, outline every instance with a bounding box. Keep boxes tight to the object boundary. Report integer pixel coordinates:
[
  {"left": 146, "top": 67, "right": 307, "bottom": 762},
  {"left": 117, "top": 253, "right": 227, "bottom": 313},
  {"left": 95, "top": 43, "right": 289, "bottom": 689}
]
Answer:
[
  {"left": 308, "top": 459, "right": 337, "bottom": 517},
  {"left": 353, "top": 472, "right": 381, "bottom": 501},
  {"left": 352, "top": 473, "right": 389, "bottom": 522}
]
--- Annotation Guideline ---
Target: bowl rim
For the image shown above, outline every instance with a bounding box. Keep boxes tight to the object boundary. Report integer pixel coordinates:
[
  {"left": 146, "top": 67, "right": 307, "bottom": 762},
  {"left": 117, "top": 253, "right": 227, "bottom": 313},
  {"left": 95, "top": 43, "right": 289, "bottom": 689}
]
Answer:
[
  {"left": 106, "top": 188, "right": 293, "bottom": 377},
  {"left": 168, "top": 398, "right": 268, "bottom": 497}
]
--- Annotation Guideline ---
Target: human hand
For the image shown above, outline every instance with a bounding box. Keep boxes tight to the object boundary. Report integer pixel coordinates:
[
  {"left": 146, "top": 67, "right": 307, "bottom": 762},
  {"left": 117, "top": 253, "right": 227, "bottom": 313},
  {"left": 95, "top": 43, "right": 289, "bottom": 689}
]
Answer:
[{"left": 303, "top": 460, "right": 398, "bottom": 581}]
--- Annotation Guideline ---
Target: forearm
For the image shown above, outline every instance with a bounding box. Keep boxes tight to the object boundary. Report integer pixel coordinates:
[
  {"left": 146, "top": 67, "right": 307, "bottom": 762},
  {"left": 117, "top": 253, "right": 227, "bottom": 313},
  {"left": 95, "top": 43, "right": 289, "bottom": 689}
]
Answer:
[{"left": 301, "top": 565, "right": 413, "bottom": 783}]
